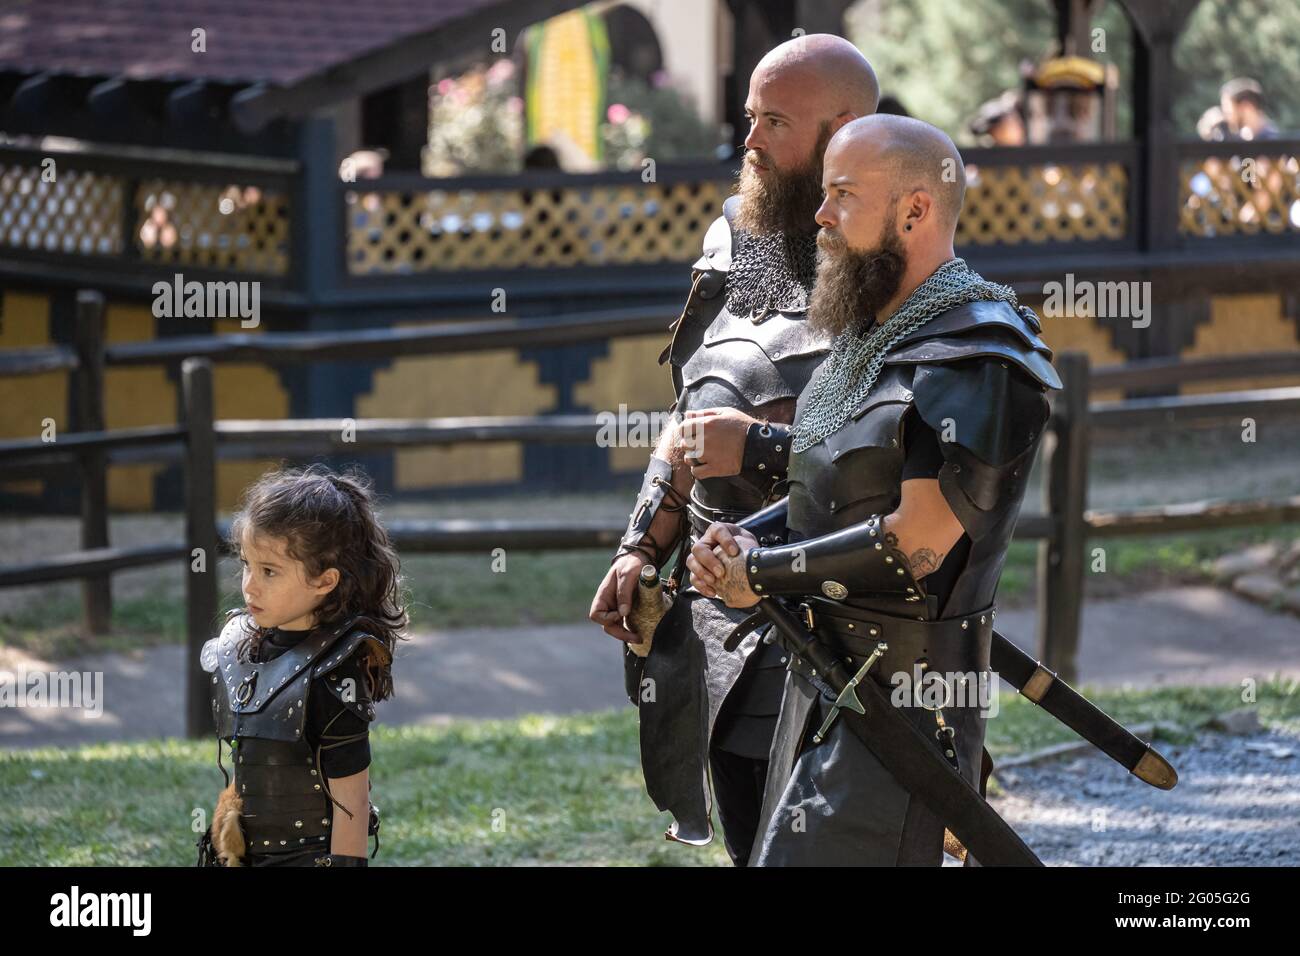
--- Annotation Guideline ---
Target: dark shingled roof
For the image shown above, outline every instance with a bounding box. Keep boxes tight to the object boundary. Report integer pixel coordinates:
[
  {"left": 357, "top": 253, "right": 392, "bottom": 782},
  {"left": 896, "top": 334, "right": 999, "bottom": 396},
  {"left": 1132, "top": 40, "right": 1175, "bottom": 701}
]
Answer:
[{"left": 0, "top": 0, "right": 504, "bottom": 87}]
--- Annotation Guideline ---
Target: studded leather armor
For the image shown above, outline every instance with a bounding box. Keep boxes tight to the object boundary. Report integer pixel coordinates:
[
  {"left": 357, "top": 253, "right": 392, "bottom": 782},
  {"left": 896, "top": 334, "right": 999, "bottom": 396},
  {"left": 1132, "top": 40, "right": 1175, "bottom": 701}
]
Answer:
[
  {"left": 741, "top": 296, "right": 1063, "bottom": 866},
  {"left": 201, "top": 610, "right": 386, "bottom": 864}
]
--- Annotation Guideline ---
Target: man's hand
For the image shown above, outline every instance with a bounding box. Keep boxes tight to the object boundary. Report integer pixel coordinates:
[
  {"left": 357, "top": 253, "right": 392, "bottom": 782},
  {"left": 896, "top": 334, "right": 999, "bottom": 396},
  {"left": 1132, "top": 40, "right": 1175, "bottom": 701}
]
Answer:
[
  {"left": 687, "top": 522, "right": 761, "bottom": 608},
  {"left": 679, "top": 408, "right": 758, "bottom": 479},
  {"left": 590, "top": 552, "right": 652, "bottom": 644}
]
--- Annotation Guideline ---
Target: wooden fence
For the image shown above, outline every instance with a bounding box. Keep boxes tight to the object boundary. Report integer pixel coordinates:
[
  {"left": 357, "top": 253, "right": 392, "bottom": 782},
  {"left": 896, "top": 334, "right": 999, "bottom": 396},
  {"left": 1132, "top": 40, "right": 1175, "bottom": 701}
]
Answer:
[{"left": 2, "top": 292, "right": 1300, "bottom": 734}]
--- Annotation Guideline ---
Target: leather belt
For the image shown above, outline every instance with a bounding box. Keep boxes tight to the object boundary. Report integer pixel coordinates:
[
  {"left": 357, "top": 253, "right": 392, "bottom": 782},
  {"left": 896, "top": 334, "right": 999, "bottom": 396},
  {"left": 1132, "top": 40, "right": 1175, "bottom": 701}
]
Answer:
[
  {"left": 789, "top": 597, "right": 994, "bottom": 677},
  {"left": 686, "top": 494, "right": 753, "bottom": 539}
]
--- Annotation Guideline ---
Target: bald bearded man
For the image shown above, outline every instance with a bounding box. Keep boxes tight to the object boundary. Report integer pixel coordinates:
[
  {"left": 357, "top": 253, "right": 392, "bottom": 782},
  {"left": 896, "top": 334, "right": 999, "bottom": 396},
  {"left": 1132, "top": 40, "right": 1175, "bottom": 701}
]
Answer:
[
  {"left": 588, "top": 35, "right": 878, "bottom": 864},
  {"left": 688, "top": 115, "right": 1061, "bottom": 866}
]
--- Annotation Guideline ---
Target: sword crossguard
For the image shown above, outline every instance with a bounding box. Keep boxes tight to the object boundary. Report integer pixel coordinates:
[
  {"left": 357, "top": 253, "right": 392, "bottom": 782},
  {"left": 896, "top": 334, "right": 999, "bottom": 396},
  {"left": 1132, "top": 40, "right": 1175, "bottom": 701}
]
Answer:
[{"left": 813, "top": 642, "right": 888, "bottom": 744}]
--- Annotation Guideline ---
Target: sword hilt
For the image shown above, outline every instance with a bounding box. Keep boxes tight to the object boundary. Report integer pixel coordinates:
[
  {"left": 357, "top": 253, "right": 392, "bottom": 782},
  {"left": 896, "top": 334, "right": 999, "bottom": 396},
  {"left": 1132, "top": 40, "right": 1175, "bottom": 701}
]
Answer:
[{"left": 813, "top": 642, "right": 888, "bottom": 744}]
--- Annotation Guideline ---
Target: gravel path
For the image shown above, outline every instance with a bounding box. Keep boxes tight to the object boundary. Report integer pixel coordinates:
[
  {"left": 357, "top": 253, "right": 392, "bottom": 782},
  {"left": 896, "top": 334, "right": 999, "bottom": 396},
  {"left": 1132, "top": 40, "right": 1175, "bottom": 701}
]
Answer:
[{"left": 987, "top": 722, "right": 1300, "bottom": 866}]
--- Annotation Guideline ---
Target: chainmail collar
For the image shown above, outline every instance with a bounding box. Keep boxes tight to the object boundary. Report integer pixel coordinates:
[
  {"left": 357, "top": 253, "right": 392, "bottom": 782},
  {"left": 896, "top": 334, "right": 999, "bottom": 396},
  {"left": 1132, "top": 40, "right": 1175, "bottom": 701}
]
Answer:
[
  {"left": 790, "top": 258, "right": 1022, "bottom": 453},
  {"left": 725, "top": 229, "right": 818, "bottom": 319}
]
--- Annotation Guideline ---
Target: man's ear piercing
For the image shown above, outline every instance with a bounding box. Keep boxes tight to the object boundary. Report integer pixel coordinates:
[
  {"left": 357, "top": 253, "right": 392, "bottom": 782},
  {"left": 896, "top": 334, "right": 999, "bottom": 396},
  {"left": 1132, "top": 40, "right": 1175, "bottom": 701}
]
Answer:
[{"left": 904, "top": 223, "right": 912, "bottom": 231}]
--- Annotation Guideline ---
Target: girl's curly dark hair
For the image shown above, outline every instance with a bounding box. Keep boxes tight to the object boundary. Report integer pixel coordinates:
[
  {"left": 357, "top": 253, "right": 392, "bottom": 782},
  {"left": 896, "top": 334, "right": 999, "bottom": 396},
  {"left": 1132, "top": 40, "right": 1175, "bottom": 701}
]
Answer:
[{"left": 226, "top": 463, "right": 407, "bottom": 700}]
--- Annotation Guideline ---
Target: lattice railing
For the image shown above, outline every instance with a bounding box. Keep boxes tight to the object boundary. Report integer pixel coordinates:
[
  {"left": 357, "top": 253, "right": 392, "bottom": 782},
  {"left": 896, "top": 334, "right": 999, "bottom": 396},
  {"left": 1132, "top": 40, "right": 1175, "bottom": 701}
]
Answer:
[
  {"left": 957, "top": 161, "right": 1129, "bottom": 245},
  {"left": 1180, "top": 146, "right": 1300, "bottom": 238},
  {"left": 0, "top": 149, "right": 292, "bottom": 275},
  {"left": 345, "top": 156, "right": 1135, "bottom": 274},
  {"left": 136, "top": 179, "right": 290, "bottom": 275},
  {"left": 346, "top": 175, "right": 728, "bottom": 274},
  {"left": 0, "top": 162, "right": 126, "bottom": 255}
]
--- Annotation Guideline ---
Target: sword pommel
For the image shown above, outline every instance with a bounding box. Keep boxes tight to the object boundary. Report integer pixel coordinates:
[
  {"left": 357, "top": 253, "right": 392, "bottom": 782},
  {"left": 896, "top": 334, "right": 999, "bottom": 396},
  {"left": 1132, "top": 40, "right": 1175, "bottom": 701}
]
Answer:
[{"left": 1132, "top": 745, "right": 1178, "bottom": 790}]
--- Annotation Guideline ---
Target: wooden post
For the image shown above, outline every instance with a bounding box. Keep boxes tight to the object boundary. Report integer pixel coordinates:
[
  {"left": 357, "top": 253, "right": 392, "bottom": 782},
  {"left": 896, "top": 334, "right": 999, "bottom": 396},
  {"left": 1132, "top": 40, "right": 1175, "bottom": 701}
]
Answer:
[
  {"left": 182, "top": 357, "right": 218, "bottom": 739},
  {"left": 1124, "top": 0, "right": 1202, "bottom": 252},
  {"left": 1037, "top": 352, "right": 1090, "bottom": 685},
  {"left": 72, "top": 290, "right": 110, "bottom": 636}
]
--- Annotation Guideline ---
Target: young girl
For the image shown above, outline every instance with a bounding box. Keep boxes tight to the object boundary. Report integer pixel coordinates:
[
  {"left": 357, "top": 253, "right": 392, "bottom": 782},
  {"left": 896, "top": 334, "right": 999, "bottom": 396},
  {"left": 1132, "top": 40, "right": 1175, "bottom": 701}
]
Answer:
[{"left": 197, "top": 464, "right": 406, "bottom": 867}]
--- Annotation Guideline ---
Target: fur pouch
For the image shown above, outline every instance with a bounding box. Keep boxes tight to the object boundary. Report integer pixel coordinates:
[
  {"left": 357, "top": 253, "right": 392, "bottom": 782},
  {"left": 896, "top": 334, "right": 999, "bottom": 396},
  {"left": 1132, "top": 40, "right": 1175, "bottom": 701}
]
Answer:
[{"left": 212, "top": 783, "right": 246, "bottom": 866}]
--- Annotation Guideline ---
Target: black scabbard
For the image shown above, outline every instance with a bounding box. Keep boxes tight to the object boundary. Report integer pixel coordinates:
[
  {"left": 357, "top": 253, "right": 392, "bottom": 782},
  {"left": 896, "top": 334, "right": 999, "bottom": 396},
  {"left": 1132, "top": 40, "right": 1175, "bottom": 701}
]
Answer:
[
  {"left": 756, "top": 597, "right": 1043, "bottom": 867},
  {"left": 991, "top": 630, "right": 1178, "bottom": 790}
]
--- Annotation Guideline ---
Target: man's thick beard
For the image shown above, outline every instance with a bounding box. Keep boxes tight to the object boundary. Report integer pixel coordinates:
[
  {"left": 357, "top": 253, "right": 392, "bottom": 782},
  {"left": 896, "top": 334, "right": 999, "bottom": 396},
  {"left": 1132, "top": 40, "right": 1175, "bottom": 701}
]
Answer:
[
  {"left": 732, "top": 124, "right": 831, "bottom": 237},
  {"left": 807, "top": 224, "right": 909, "bottom": 339}
]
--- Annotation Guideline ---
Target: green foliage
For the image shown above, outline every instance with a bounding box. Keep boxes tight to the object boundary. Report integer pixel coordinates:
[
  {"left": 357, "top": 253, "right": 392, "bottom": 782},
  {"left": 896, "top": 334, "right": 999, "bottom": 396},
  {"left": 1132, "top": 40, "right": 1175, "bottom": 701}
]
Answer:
[
  {"left": 1174, "top": 0, "right": 1300, "bottom": 132},
  {"left": 602, "top": 71, "right": 721, "bottom": 170},
  {"left": 849, "top": 0, "right": 1062, "bottom": 141},
  {"left": 848, "top": 0, "right": 1299, "bottom": 141}
]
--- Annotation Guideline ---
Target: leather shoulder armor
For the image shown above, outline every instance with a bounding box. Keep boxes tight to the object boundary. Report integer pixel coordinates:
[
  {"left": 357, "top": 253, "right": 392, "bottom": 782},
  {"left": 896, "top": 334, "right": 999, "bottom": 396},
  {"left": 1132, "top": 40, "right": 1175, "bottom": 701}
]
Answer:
[
  {"left": 203, "top": 613, "right": 386, "bottom": 741},
  {"left": 893, "top": 301, "right": 1059, "bottom": 541},
  {"left": 314, "top": 630, "right": 390, "bottom": 724},
  {"left": 661, "top": 198, "right": 738, "bottom": 374},
  {"left": 689, "top": 194, "right": 738, "bottom": 275},
  {"left": 885, "top": 299, "right": 1062, "bottom": 391},
  {"left": 662, "top": 197, "right": 827, "bottom": 411}
]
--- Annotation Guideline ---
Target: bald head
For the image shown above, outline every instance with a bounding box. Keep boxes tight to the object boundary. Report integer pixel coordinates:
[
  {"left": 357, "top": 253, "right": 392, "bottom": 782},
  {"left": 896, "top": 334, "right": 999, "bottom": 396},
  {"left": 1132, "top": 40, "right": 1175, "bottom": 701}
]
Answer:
[
  {"left": 736, "top": 35, "right": 878, "bottom": 237},
  {"left": 827, "top": 114, "right": 966, "bottom": 233},
  {"left": 753, "top": 34, "right": 880, "bottom": 119}
]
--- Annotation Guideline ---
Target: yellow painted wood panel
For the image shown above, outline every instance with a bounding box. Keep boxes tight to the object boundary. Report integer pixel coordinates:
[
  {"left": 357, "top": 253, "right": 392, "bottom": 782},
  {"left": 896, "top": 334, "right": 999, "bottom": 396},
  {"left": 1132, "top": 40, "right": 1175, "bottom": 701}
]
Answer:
[
  {"left": 357, "top": 331, "right": 557, "bottom": 489},
  {"left": 573, "top": 333, "right": 676, "bottom": 473},
  {"left": 0, "top": 292, "right": 61, "bottom": 498},
  {"left": 1182, "top": 293, "right": 1300, "bottom": 395}
]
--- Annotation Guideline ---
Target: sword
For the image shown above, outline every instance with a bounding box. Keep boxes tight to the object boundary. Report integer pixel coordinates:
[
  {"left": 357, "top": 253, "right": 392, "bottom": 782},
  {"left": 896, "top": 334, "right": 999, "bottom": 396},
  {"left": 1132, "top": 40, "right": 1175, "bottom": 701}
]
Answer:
[
  {"left": 812, "top": 640, "right": 887, "bottom": 744},
  {"left": 990, "top": 629, "right": 1178, "bottom": 790},
  {"left": 730, "top": 598, "right": 1181, "bottom": 791},
  {"left": 754, "top": 596, "right": 1043, "bottom": 867}
]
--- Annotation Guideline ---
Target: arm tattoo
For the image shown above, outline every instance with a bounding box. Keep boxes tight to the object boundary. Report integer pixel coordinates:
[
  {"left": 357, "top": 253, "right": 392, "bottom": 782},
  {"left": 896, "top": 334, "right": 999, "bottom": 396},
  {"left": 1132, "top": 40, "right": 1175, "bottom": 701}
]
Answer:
[{"left": 908, "top": 547, "right": 943, "bottom": 579}]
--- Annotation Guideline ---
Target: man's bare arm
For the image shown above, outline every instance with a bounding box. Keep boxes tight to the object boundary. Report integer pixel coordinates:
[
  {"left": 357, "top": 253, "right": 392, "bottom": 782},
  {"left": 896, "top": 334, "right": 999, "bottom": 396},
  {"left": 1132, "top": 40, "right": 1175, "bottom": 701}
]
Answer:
[{"left": 882, "top": 478, "right": 965, "bottom": 580}]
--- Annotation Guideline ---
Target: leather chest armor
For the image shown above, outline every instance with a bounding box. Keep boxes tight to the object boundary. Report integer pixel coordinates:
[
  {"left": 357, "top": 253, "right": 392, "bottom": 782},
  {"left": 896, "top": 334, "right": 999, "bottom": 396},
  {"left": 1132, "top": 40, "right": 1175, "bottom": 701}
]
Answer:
[
  {"left": 660, "top": 195, "right": 829, "bottom": 517},
  {"left": 202, "top": 610, "right": 384, "bottom": 858},
  {"left": 782, "top": 298, "right": 1061, "bottom": 618}
]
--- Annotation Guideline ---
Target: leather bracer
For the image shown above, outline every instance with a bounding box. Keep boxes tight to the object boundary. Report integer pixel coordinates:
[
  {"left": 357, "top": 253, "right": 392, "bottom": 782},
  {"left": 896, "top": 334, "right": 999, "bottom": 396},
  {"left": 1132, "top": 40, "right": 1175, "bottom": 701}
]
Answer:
[
  {"left": 616, "top": 454, "right": 687, "bottom": 566},
  {"left": 739, "top": 420, "right": 792, "bottom": 498},
  {"left": 744, "top": 514, "right": 925, "bottom": 604}
]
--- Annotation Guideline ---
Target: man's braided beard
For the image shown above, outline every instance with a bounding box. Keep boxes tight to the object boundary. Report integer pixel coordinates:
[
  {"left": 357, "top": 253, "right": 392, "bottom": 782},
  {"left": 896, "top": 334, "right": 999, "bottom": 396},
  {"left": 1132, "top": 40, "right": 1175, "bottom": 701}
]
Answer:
[
  {"left": 732, "top": 121, "right": 832, "bottom": 237},
  {"left": 808, "top": 201, "right": 910, "bottom": 339}
]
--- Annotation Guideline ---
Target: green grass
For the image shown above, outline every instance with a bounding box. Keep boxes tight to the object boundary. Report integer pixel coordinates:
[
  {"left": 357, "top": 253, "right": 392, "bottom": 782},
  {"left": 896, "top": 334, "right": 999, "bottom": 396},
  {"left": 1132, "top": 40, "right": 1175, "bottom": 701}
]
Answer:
[
  {"left": 1092, "top": 523, "right": 1300, "bottom": 578},
  {"left": 3, "top": 679, "right": 1297, "bottom": 866}
]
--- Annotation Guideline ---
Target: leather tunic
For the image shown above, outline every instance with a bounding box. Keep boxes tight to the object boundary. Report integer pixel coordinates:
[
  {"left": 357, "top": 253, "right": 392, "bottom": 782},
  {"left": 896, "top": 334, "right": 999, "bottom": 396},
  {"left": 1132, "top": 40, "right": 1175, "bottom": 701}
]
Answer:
[{"left": 785, "top": 297, "right": 1060, "bottom": 619}]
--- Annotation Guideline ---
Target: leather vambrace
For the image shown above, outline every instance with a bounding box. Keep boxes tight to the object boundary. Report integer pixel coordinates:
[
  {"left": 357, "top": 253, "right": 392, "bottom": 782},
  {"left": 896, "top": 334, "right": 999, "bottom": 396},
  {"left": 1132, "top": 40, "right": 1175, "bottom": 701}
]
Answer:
[
  {"left": 739, "top": 420, "right": 793, "bottom": 497},
  {"left": 744, "top": 514, "right": 925, "bottom": 603},
  {"left": 616, "top": 454, "right": 688, "bottom": 566}
]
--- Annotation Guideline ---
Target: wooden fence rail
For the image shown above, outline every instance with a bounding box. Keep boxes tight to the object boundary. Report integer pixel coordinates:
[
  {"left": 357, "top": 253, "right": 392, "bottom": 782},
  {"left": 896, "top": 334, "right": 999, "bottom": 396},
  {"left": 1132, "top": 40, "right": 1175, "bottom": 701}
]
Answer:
[{"left": 3, "top": 297, "right": 1300, "bottom": 733}]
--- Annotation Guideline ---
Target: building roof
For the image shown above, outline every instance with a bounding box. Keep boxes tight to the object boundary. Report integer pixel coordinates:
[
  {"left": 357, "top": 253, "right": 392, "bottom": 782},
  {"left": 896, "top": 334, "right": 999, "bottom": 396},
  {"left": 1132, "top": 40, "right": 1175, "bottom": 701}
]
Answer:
[
  {"left": 0, "top": 0, "right": 496, "bottom": 86},
  {"left": 0, "top": 0, "right": 586, "bottom": 129}
]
